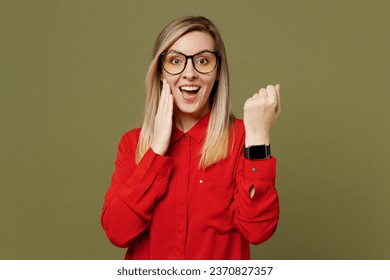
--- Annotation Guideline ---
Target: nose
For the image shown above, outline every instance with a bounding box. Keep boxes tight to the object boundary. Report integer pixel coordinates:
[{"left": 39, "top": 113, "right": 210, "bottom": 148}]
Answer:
[{"left": 182, "top": 57, "right": 198, "bottom": 79}]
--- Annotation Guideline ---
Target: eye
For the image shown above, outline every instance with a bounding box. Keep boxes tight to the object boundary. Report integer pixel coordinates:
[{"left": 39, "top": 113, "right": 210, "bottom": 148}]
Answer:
[
  {"left": 196, "top": 57, "right": 209, "bottom": 65},
  {"left": 170, "top": 57, "right": 183, "bottom": 65}
]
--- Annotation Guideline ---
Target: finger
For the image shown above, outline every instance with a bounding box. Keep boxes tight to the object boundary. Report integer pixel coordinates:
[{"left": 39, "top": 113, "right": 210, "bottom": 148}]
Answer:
[
  {"left": 157, "top": 80, "right": 168, "bottom": 113},
  {"left": 160, "top": 80, "right": 173, "bottom": 116},
  {"left": 160, "top": 80, "right": 166, "bottom": 102},
  {"left": 161, "top": 79, "right": 171, "bottom": 108},
  {"left": 244, "top": 93, "right": 256, "bottom": 109},
  {"left": 166, "top": 86, "right": 173, "bottom": 115},
  {"left": 266, "top": 85, "right": 276, "bottom": 105},
  {"left": 160, "top": 79, "right": 166, "bottom": 96},
  {"left": 164, "top": 79, "right": 171, "bottom": 95},
  {"left": 258, "top": 88, "right": 267, "bottom": 100},
  {"left": 275, "top": 84, "right": 281, "bottom": 113},
  {"left": 243, "top": 97, "right": 251, "bottom": 109},
  {"left": 165, "top": 81, "right": 173, "bottom": 113}
]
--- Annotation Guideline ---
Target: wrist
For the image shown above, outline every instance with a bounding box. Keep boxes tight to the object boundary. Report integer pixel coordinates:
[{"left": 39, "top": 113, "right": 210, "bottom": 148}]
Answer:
[
  {"left": 245, "top": 133, "right": 270, "bottom": 146},
  {"left": 245, "top": 129, "right": 270, "bottom": 146}
]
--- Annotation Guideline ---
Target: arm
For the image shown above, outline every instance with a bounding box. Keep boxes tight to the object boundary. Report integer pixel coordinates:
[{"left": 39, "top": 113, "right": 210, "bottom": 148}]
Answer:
[
  {"left": 230, "top": 84, "right": 281, "bottom": 244},
  {"left": 101, "top": 133, "right": 172, "bottom": 248},
  {"left": 101, "top": 80, "right": 173, "bottom": 248}
]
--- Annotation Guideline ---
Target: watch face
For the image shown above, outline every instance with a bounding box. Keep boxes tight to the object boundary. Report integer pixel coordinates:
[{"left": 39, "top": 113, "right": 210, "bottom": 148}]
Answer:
[
  {"left": 249, "top": 145, "right": 267, "bottom": 159},
  {"left": 244, "top": 145, "right": 271, "bottom": 160}
]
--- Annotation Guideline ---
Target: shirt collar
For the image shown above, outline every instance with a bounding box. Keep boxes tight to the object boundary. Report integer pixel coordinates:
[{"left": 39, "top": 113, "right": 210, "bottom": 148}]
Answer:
[{"left": 171, "top": 112, "right": 210, "bottom": 144}]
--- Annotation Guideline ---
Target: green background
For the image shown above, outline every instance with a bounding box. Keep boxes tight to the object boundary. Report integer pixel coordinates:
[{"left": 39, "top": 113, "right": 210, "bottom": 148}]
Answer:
[{"left": 1, "top": 0, "right": 389, "bottom": 259}]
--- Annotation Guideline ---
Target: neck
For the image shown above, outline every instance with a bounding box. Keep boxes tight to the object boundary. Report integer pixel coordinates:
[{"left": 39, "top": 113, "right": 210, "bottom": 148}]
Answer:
[{"left": 173, "top": 109, "right": 210, "bottom": 133}]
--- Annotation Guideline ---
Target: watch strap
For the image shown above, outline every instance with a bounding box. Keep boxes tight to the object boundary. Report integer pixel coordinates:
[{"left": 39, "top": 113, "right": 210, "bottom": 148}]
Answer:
[{"left": 243, "top": 145, "right": 271, "bottom": 160}]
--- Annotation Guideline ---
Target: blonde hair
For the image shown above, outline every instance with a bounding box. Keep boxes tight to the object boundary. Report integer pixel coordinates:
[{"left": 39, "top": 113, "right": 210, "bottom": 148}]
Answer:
[{"left": 136, "top": 16, "right": 234, "bottom": 168}]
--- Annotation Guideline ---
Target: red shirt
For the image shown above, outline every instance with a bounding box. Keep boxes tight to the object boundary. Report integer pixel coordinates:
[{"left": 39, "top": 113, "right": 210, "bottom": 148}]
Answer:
[{"left": 101, "top": 114, "right": 279, "bottom": 259}]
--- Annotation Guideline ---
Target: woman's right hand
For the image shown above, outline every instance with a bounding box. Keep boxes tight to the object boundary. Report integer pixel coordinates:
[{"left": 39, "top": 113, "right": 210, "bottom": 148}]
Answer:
[{"left": 151, "top": 79, "right": 173, "bottom": 155}]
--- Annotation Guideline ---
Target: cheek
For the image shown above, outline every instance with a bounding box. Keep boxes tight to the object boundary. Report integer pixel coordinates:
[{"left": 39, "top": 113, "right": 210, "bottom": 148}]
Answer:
[
  {"left": 161, "top": 75, "right": 179, "bottom": 90},
  {"left": 161, "top": 71, "right": 169, "bottom": 81},
  {"left": 203, "top": 77, "right": 217, "bottom": 93},
  {"left": 205, "top": 73, "right": 218, "bottom": 86}
]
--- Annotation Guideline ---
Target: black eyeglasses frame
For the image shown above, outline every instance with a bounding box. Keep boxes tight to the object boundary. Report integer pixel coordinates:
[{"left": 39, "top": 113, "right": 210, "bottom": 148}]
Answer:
[{"left": 159, "top": 50, "right": 220, "bottom": 75}]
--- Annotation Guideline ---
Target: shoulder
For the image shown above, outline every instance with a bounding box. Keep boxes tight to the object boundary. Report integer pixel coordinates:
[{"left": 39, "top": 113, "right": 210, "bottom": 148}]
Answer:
[
  {"left": 121, "top": 127, "right": 142, "bottom": 141},
  {"left": 117, "top": 127, "right": 142, "bottom": 150}
]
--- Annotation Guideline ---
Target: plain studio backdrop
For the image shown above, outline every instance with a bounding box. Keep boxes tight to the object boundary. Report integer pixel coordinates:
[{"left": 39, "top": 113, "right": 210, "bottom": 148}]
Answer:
[{"left": 1, "top": 0, "right": 389, "bottom": 259}]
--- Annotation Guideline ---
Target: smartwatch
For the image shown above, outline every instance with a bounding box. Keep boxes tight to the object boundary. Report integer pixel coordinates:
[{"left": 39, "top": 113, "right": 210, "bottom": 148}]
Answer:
[{"left": 243, "top": 145, "right": 271, "bottom": 160}]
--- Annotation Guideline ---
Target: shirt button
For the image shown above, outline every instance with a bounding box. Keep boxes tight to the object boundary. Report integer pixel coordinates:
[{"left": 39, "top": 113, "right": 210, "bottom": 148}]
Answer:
[
  {"left": 199, "top": 179, "right": 203, "bottom": 184},
  {"left": 252, "top": 167, "right": 257, "bottom": 172}
]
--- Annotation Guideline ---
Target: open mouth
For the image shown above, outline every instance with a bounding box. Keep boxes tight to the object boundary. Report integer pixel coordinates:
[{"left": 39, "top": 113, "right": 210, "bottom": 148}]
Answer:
[{"left": 179, "top": 86, "right": 200, "bottom": 94}]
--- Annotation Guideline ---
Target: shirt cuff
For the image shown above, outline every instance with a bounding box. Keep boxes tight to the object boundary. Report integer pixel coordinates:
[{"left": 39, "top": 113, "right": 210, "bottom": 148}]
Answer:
[
  {"left": 243, "top": 156, "right": 276, "bottom": 181},
  {"left": 139, "top": 147, "right": 172, "bottom": 176}
]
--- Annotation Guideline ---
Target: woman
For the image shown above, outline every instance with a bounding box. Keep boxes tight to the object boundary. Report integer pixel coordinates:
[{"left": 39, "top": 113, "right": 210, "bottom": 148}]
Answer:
[{"left": 101, "top": 16, "right": 281, "bottom": 260}]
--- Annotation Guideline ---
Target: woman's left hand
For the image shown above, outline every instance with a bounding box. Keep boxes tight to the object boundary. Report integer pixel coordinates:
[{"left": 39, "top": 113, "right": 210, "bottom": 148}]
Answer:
[{"left": 243, "top": 84, "right": 281, "bottom": 146}]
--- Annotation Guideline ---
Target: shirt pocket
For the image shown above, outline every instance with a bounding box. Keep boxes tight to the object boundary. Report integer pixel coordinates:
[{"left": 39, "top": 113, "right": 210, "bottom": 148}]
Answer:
[{"left": 192, "top": 177, "right": 235, "bottom": 234}]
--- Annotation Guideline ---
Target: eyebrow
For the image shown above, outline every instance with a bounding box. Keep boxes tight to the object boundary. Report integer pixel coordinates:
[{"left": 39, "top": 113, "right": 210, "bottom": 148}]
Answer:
[{"left": 166, "top": 49, "right": 215, "bottom": 55}]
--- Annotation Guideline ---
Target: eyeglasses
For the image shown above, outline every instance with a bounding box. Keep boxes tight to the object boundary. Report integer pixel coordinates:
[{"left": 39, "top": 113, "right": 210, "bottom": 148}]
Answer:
[{"left": 160, "top": 50, "right": 219, "bottom": 75}]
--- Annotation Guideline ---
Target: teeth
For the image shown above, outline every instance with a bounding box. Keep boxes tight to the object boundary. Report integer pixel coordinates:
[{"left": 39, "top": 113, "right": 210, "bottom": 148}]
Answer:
[{"left": 180, "top": 86, "right": 200, "bottom": 91}]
